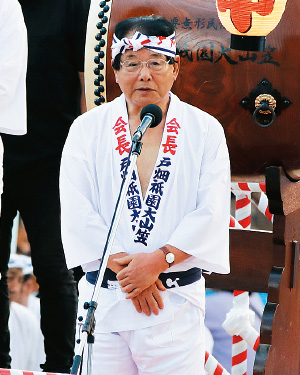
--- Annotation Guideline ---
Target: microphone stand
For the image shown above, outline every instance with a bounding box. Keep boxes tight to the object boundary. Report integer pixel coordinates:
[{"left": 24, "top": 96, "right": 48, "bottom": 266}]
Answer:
[{"left": 71, "top": 137, "right": 143, "bottom": 375}]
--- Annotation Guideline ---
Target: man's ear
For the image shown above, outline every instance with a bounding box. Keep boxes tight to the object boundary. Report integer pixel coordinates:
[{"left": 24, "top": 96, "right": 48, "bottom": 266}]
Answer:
[
  {"left": 111, "top": 59, "right": 119, "bottom": 83},
  {"left": 173, "top": 55, "right": 180, "bottom": 80}
]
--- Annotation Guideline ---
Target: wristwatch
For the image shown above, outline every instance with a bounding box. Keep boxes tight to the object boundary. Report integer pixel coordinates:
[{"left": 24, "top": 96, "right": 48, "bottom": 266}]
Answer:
[{"left": 160, "top": 246, "right": 175, "bottom": 267}]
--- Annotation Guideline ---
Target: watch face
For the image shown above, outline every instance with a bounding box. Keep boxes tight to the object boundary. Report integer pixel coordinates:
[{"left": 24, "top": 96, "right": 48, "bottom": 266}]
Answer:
[{"left": 166, "top": 252, "right": 175, "bottom": 264}]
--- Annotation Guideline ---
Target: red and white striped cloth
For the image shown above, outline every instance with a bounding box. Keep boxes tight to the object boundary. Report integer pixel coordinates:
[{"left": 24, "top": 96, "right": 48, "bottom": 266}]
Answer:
[
  {"left": 233, "top": 192, "right": 251, "bottom": 229},
  {"left": 231, "top": 182, "right": 266, "bottom": 193},
  {"left": 231, "top": 291, "right": 249, "bottom": 375},
  {"left": 231, "top": 181, "right": 273, "bottom": 228},
  {"left": 255, "top": 193, "right": 273, "bottom": 222},
  {"left": 229, "top": 215, "right": 243, "bottom": 229},
  {"left": 231, "top": 334, "right": 247, "bottom": 375},
  {"left": 222, "top": 290, "right": 260, "bottom": 375},
  {"left": 205, "top": 351, "right": 231, "bottom": 375}
]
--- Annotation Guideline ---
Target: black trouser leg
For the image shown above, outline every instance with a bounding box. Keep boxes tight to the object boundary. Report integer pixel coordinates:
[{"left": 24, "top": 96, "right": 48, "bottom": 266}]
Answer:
[
  {"left": 18, "top": 167, "right": 77, "bottom": 373},
  {"left": 38, "top": 270, "right": 77, "bottom": 373}
]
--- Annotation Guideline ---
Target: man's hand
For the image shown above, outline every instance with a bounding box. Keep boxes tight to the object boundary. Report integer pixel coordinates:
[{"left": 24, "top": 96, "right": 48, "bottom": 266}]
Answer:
[
  {"left": 131, "top": 280, "right": 166, "bottom": 316},
  {"left": 105, "top": 252, "right": 129, "bottom": 274},
  {"left": 115, "top": 252, "right": 167, "bottom": 298}
]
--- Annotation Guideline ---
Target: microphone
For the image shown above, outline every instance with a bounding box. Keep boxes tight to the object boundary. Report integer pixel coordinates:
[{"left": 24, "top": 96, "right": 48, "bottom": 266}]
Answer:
[{"left": 132, "top": 104, "right": 163, "bottom": 142}]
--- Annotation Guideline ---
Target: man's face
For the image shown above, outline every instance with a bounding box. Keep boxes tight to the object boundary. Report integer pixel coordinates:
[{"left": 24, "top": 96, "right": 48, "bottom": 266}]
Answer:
[
  {"left": 113, "top": 47, "right": 179, "bottom": 113},
  {"left": 7, "top": 268, "right": 24, "bottom": 304}
]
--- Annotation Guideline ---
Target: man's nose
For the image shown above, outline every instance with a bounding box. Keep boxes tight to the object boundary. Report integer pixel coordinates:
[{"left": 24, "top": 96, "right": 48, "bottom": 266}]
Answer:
[{"left": 139, "top": 63, "right": 152, "bottom": 80}]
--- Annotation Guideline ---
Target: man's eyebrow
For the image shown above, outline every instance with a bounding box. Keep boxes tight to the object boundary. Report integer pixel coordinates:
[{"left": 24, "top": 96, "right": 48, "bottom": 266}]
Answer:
[
  {"left": 124, "top": 52, "right": 163, "bottom": 59},
  {"left": 125, "top": 53, "right": 137, "bottom": 58}
]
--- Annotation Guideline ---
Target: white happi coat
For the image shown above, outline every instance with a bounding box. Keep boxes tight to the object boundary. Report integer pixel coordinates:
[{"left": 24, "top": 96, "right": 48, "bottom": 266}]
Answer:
[
  {"left": 0, "top": 0, "right": 27, "bottom": 212},
  {"left": 60, "top": 92, "right": 231, "bottom": 332}
]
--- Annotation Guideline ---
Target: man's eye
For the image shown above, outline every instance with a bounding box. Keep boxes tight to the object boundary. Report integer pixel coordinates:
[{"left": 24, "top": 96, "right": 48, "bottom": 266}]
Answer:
[
  {"left": 151, "top": 60, "right": 165, "bottom": 67},
  {"left": 127, "top": 61, "right": 139, "bottom": 67}
]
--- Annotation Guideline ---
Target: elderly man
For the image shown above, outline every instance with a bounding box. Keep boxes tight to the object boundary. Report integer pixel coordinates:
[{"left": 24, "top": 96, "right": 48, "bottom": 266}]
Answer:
[{"left": 60, "top": 15, "right": 230, "bottom": 375}]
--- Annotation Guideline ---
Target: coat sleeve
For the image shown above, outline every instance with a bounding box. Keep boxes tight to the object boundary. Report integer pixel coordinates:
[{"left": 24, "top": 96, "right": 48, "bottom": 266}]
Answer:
[
  {"left": 60, "top": 117, "right": 125, "bottom": 270},
  {"left": 0, "top": 0, "right": 27, "bottom": 135},
  {"left": 167, "top": 116, "right": 231, "bottom": 274}
]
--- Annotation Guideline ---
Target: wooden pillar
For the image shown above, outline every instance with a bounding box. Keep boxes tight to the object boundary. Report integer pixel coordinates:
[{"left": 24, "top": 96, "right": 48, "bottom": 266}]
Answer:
[
  {"left": 254, "top": 166, "right": 300, "bottom": 375},
  {"left": 205, "top": 166, "right": 300, "bottom": 374}
]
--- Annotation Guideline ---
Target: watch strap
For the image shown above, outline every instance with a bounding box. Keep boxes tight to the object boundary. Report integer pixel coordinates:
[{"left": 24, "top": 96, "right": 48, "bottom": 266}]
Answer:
[{"left": 160, "top": 246, "right": 175, "bottom": 267}]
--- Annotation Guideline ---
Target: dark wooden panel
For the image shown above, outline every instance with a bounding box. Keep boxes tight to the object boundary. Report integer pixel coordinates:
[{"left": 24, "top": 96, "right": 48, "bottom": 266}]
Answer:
[{"left": 205, "top": 229, "right": 274, "bottom": 292}]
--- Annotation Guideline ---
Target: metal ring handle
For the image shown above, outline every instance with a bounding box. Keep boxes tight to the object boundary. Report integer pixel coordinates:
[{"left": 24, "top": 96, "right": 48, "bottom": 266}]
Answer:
[{"left": 253, "top": 95, "right": 276, "bottom": 127}]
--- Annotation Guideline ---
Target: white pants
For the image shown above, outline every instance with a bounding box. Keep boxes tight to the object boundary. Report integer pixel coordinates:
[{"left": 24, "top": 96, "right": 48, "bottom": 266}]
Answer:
[{"left": 78, "top": 291, "right": 205, "bottom": 375}]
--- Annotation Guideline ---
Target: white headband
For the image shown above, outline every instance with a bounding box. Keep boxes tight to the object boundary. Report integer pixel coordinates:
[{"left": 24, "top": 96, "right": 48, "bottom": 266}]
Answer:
[{"left": 111, "top": 31, "right": 176, "bottom": 60}]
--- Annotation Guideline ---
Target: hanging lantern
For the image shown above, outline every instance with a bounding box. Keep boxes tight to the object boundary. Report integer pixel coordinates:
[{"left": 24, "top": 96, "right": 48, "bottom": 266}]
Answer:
[{"left": 216, "top": 0, "right": 288, "bottom": 51}]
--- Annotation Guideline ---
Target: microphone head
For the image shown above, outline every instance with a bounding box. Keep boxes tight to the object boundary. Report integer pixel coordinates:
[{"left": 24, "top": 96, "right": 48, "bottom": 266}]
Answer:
[{"left": 140, "top": 104, "right": 163, "bottom": 128}]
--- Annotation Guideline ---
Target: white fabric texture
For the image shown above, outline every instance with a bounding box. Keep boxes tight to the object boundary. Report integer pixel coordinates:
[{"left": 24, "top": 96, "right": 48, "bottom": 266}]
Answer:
[
  {"left": 9, "top": 302, "right": 45, "bottom": 371},
  {"left": 60, "top": 92, "right": 230, "bottom": 331},
  {"left": 78, "top": 283, "right": 205, "bottom": 375},
  {"left": 60, "top": 94, "right": 230, "bottom": 332},
  {"left": 60, "top": 93, "right": 230, "bottom": 272},
  {"left": 61, "top": 92, "right": 230, "bottom": 372},
  {"left": 27, "top": 293, "right": 41, "bottom": 322}
]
